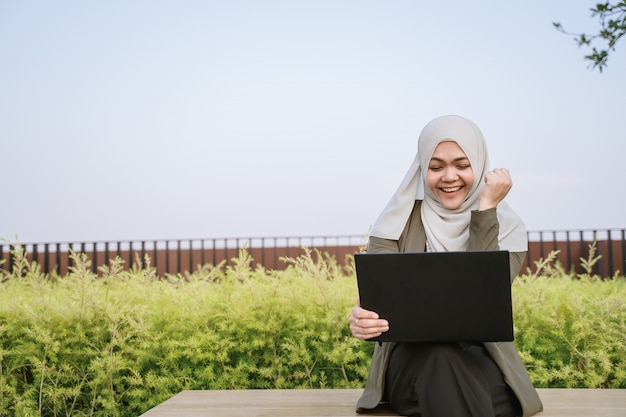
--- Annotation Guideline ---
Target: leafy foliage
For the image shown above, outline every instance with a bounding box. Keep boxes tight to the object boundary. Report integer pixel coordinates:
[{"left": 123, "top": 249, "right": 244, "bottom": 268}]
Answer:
[
  {"left": 0, "top": 242, "right": 624, "bottom": 416},
  {"left": 554, "top": 2, "right": 626, "bottom": 71},
  {"left": 514, "top": 274, "right": 626, "bottom": 387}
]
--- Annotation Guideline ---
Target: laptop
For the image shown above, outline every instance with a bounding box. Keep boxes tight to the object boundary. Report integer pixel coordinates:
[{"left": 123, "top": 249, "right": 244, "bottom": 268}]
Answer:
[{"left": 354, "top": 250, "right": 513, "bottom": 343}]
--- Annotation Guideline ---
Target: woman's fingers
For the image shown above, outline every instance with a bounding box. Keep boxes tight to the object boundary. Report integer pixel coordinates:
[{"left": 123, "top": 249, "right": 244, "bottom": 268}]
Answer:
[
  {"left": 349, "top": 306, "right": 389, "bottom": 340},
  {"left": 352, "top": 321, "right": 390, "bottom": 340}
]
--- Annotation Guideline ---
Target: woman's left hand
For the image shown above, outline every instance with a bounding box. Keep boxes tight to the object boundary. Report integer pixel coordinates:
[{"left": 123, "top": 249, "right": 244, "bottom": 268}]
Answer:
[{"left": 478, "top": 168, "right": 512, "bottom": 210}]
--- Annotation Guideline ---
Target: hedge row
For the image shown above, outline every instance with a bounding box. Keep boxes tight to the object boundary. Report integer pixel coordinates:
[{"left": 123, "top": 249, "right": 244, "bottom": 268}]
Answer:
[{"left": 0, "top": 245, "right": 624, "bottom": 417}]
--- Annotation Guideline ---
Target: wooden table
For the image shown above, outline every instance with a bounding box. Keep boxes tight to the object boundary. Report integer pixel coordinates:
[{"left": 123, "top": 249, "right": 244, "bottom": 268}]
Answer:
[{"left": 140, "top": 388, "right": 626, "bottom": 417}]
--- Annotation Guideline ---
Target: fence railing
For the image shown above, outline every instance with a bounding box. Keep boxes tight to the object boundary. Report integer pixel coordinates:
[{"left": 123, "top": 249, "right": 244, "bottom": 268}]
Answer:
[
  {"left": 1, "top": 229, "right": 625, "bottom": 278},
  {"left": 0, "top": 235, "right": 367, "bottom": 278},
  {"left": 526, "top": 229, "right": 626, "bottom": 277}
]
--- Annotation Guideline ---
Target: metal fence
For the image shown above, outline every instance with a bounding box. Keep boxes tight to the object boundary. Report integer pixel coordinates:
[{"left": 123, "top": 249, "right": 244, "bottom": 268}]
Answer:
[
  {"left": 525, "top": 229, "right": 626, "bottom": 277},
  {"left": 1, "top": 229, "right": 625, "bottom": 278},
  {"left": 0, "top": 235, "right": 367, "bottom": 278}
]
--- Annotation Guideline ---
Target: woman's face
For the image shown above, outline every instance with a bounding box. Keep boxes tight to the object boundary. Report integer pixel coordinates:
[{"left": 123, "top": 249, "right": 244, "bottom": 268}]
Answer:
[{"left": 426, "top": 141, "right": 474, "bottom": 210}]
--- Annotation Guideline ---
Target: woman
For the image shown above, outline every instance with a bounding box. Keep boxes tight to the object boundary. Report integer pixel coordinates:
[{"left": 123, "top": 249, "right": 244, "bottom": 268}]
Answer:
[{"left": 350, "top": 115, "right": 543, "bottom": 417}]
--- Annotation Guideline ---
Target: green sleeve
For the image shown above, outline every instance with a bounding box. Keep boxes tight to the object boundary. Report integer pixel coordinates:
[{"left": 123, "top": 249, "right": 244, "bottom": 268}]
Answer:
[
  {"left": 468, "top": 208, "right": 526, "bottom": 282},
  {"left": 366, "top": 236, "right": 400, "bottom": 254}
]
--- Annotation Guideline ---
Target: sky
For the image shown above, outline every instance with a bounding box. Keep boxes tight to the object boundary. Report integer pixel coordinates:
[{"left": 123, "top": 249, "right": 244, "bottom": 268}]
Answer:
[{"left": 1, "top": 1, "right": 625, "bottom": 244}]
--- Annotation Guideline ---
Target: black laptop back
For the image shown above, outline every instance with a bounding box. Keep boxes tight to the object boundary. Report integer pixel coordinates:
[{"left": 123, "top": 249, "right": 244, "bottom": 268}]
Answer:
[{"left": 354, "top": 250, "right": 513, "bottom": 343}]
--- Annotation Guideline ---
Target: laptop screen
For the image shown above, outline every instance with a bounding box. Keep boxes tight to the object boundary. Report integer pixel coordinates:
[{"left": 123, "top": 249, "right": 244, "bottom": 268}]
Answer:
[{"left": 354, "top": 250, "right": 513, "bottom": 342}]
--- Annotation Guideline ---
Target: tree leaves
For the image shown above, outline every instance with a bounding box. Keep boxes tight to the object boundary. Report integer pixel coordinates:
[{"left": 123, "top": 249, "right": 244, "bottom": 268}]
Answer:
[{"left": 554, "top": 2, "right": 626, "bottom": 71}]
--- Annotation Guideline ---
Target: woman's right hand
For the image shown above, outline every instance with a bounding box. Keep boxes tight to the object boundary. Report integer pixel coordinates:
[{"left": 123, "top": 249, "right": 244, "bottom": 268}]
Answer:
[
  {"left": 349, "top": 302, "right": 389, "bottom": 340},
  {"left": 478, "top": 167, "right": 513, "bottom": 210}
]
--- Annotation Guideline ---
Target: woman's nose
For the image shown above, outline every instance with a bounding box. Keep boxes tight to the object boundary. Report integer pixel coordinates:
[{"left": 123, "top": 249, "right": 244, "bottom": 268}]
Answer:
[{"left": 442, "top": 168, "right": 458, "bottom": 181}]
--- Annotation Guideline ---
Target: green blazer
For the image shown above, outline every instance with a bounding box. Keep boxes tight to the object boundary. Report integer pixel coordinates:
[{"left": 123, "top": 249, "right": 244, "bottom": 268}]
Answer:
[{"left": 356, "top": 201, "right": 543, "bottom": 417}]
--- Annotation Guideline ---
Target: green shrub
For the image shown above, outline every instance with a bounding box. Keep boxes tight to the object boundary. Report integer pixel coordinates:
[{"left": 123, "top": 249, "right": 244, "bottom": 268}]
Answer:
[
  {"left": 514, "top": 253, "right": 626, "bottom": 388},
  {"left": 0, "top": 243, "right": 624, "bottom": 416}
]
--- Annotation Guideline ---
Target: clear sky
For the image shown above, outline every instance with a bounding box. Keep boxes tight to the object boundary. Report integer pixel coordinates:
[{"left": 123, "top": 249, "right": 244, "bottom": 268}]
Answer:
[{"left": 1, "top": 1, "right": 625, "bottom": 244}]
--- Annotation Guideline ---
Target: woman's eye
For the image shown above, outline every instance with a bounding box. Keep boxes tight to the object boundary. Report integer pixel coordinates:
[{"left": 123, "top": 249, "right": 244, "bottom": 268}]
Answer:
[{"left": 457, "top": 164, "right": 471, "bottom": 170}]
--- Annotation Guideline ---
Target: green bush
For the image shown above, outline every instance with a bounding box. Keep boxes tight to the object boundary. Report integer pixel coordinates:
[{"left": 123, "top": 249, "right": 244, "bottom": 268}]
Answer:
[
  {"left": 0, "top": 243, "right": 624, "bottom": 416},
  {"left": 514, "top": 266, "right": 626, "bottom": 388}
]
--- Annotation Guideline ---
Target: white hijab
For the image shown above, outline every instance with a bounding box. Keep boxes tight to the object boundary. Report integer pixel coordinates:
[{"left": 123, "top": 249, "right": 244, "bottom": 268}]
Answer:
[{"left": 370, "top": 115, "right": 527, "bottom": 253}]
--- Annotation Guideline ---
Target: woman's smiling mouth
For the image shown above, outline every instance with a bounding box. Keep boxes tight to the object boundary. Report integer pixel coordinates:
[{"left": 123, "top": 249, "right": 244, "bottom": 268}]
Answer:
[{"left": 441, "top": 186, "right": 463, "bottom": 193}]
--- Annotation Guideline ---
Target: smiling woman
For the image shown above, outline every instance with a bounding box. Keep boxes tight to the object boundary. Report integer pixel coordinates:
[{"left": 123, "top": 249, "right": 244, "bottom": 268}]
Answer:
[{"left": 350, "top": 115, "right": 543, "bottom": 417}]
